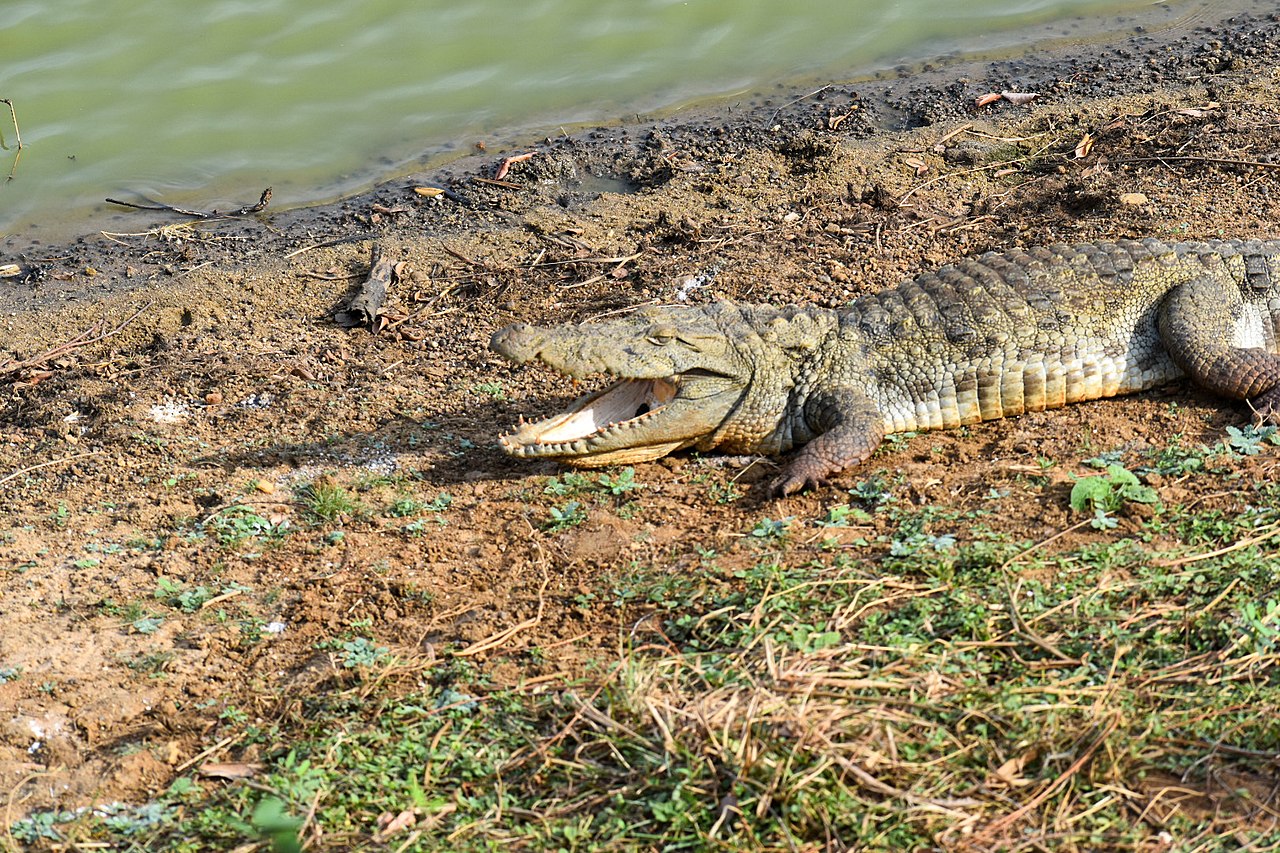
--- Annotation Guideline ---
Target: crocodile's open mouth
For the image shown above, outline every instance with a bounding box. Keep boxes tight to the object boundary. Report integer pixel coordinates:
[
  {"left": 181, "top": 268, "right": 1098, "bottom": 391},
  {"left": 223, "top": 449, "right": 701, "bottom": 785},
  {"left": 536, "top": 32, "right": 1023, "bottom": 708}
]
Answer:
[
  {"left": 499, "top": 377, "right": 686, "bottom": 465},
  {"left": 490, "top": 319, "right": 745, "bottom": 467}
]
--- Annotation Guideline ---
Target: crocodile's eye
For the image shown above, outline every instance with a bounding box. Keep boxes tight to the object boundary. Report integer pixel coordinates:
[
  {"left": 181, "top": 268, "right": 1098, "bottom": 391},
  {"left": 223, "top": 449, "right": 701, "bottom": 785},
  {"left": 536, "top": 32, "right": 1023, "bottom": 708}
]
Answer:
[{"left": 646, "top": 325, "right": 677, "bottom": 346}]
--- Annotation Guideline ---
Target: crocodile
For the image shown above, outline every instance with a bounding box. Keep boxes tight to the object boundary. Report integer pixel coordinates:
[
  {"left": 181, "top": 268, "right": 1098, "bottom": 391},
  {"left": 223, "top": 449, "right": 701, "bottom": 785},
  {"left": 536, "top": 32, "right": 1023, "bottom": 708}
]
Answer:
[{"left": 490, "top": 238, "right": 1280, "bottom": 495}]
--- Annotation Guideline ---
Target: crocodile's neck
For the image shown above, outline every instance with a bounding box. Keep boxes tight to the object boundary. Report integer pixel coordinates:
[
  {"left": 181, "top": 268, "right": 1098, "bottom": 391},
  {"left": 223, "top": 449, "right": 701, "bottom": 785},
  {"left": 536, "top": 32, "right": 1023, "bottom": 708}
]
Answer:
[{"left": 700, "top": 303, "right": 843, "bottom": 456}]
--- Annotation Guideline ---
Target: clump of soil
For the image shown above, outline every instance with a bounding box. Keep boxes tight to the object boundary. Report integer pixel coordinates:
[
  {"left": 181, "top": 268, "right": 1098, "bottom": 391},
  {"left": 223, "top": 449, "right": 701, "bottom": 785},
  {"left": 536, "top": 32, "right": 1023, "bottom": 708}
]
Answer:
[{"left": 3, "top": 7, "right": 1280, "bottom": 820}]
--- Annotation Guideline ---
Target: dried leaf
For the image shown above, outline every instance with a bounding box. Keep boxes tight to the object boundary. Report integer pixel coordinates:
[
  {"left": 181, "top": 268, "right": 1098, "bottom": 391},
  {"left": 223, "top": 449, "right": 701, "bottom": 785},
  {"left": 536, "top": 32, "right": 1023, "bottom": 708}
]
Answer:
[
  {"left": 375, "top": 809, "right": 417, "bottom": 838},
  {"left": 827, "top": 107, "right": 857, "bottom": 130},
  {"left": 494, "top": 151, "right": 536, "bottom": 181},
  {"left": 993, "top": 753, "right": 1033, "bottom": 787},
  {"left": 975, "top": 93, "right": 1003, "bottom": 108},
  {"left": 0, "top": 263, "right": 21, "bottom": 278},
  {"left": 199, "top": 762, "right": 262, "bottom": 780},
  {"left": 1000, "top": 91, "right": 1039, "bottom": 106},
  {"left": 904, "top": 157, "right": 929, "bottom": 176},
  {"left": 14, "top": 370, "right": 54, "bottom": 389},
  {"left": 413, "top": 186, "right": 445, "bottom": 198},
  {"left": 1074, "top": 132, "right": 1095, "bottom": 159},
  {"left": 1178, "top": 101, "right": 1220, "bottom": 117}
]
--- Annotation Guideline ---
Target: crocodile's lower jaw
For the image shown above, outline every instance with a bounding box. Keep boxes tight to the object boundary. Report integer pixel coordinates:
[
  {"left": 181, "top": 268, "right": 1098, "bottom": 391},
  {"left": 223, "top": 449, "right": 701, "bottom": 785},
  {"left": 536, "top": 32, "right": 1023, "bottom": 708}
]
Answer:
[
  {"left": 546, "top": 441, "right": 687, "bottom": 467},
  {"left": 499, "top": 377, "right": 682, "bottom": 463}
]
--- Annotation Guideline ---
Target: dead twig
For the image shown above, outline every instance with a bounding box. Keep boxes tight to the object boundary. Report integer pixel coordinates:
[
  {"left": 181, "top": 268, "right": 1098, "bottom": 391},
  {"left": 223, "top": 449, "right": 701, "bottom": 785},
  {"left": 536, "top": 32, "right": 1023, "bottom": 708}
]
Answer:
[
  {"left": 0, "top": 451, "right": 104, "bottom": 488},
  {"left": 283, "top": 233, "right": 372, "bottom": 259},
  {"left": 0, "top": 98, "right": 21, "bottom": 180},
  {"left": 1151, "top": 520, "right": 1280, "bottom": 568},
  {"left": 898, "top": 136, "right": 1058, "bottom": 206},
  {"left": 472, "top": 176, "right": 523, "bottom": 190},
  {"left": 106, "top": 187, "right": 272, "bottom": 219},
  {"left": 453, "top": 568, "right": 550, "bottom": 658},
  {"left": 935, "top": 123, "right": 973, "bottom": 146},
  {"left": 1005, "top": 579, "right": 1080, "bottom": 666},
  {"left": 0, "top": 99, "right": 22, "bottom": 149},
  {"left": 766, "top": 84, "right": 831, "bottom": 128},
  {"left": 439, "top": 242, "right": 490, "bottom": 269},
  {"left": 5, "top": 771, "right": 49, "bottom": 847},
  {"left": 299, "top": 269, "right": 364, "bottom": 282},
  {"left": 1116, "top": 155, "right": 1280, "bottom": 170},
  {"left": 533, "top": 251, "right": 644, "bottom": 269},
  {"left": 171, "top": 735, "right": 244, "bottom": 773},
  {"left": 967, "top": 716, "right": 1120, "bottom": 848},
  {"left": 0, "top": 300, "right": 152, "bottom": 381}
]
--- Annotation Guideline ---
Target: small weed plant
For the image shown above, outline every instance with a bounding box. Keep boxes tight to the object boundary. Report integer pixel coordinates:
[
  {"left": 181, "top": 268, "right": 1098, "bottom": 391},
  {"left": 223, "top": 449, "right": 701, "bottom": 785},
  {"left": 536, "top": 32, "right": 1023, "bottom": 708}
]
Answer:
[
  {"left": 544, "top": 500, "right": 588, "bottom": 532},
  {"left": 297, "top": 478, "right": 361, "bottom": 523},
  {"left": 1070, "top": 461, "right": 1158, "bottom": 528}
]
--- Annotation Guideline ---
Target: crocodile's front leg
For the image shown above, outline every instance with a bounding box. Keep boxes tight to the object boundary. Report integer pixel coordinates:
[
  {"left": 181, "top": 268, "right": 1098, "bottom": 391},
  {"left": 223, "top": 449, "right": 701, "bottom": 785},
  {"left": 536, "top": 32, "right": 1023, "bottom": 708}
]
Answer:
[{"left": 770, "top": 390, "right": 887, "bottom": 496}]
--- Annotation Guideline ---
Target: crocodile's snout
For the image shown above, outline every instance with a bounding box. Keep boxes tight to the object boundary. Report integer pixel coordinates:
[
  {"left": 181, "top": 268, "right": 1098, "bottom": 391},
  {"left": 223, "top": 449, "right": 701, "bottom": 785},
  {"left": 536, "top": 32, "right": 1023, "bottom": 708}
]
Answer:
[{"left": 490, "top": 323, "right": 538, "bottom": 362}]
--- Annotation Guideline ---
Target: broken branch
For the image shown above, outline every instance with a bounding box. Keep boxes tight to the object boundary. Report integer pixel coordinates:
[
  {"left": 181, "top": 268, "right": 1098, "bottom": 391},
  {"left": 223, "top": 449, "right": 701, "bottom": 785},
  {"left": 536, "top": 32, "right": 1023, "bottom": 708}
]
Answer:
[
  {"left": 334, "top": 244, "right": 393, "bottom": 332},
  {"left": 106, "top": 187, "right": 272, "bottom": 219}
]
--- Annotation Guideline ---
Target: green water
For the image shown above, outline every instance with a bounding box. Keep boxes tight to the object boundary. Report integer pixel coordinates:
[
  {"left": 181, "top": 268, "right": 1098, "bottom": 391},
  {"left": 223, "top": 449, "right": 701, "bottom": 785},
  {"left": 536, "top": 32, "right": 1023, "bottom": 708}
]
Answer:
[{"left": 0, "top": 0, "right": 1232, "bottom": 244}]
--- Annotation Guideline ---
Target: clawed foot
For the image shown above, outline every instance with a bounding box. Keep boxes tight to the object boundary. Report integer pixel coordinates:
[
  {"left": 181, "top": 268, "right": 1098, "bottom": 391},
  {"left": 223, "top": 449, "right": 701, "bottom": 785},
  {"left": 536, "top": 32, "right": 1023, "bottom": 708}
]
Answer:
[
  {"left": 1247, "top": 387, "right": 1280, "bottom": 426},
  {"left": 766, "top": 470, "right": 832, "bottom": 498}
]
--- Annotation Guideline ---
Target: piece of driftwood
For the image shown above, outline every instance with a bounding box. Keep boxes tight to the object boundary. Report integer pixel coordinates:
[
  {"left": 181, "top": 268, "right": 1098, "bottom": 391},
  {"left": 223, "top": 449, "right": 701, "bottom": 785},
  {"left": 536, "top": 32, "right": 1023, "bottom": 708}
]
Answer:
[
  {"left": 105, "top": 187, "right": 272, "bottom": 218},
  {"left": 334, "top": 245, "right": 392, "bottom": 331}
]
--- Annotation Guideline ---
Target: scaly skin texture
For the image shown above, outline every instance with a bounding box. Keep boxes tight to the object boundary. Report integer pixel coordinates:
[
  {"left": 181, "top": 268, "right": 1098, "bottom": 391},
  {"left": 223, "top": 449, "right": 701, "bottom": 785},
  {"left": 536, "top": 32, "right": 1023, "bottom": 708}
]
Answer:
[{"left": 491, "top": 238, "right": 1280, "bottom": 494}]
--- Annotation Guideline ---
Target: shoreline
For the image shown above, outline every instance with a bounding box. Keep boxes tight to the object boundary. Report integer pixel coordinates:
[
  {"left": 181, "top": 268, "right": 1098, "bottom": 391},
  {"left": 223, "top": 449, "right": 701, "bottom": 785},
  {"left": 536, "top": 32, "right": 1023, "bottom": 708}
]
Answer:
[
  {"left": 0, "top": 0, "right": 1247, "bottom": 254},
  {"left": 3, "top": 4, "right": 1278, "bottom": 318}
]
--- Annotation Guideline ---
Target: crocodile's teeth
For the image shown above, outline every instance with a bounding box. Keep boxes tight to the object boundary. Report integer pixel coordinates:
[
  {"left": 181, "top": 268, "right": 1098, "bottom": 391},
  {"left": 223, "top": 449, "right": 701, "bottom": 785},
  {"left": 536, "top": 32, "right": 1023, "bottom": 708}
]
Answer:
[{"left": 502, "top": 377, "right": 681, "bottom": 448}]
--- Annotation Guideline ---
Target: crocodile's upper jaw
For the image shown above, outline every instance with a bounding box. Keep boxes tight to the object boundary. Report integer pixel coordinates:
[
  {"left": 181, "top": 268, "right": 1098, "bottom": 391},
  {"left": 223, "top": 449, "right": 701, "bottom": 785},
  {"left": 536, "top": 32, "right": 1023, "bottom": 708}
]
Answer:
[{"left": 498, "top": 372, "right": 736, "bottom": 466}]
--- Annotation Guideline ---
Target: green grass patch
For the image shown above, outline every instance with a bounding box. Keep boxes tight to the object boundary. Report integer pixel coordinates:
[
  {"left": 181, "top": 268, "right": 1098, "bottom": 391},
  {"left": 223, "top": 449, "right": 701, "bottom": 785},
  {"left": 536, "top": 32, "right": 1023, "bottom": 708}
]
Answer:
[
  {"left": 14, "top": 444, "right": 1280, "bottom": 850},
  {"left": 296, "top": 477, "right": 363, "bottom": 523}
]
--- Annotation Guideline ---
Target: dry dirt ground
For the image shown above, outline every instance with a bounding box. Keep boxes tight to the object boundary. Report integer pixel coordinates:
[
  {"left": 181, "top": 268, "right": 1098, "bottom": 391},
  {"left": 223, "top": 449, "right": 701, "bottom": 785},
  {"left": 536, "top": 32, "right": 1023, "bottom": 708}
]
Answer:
[{"left": 2, "top": 7, "right": 1280, "bottom": 836}]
